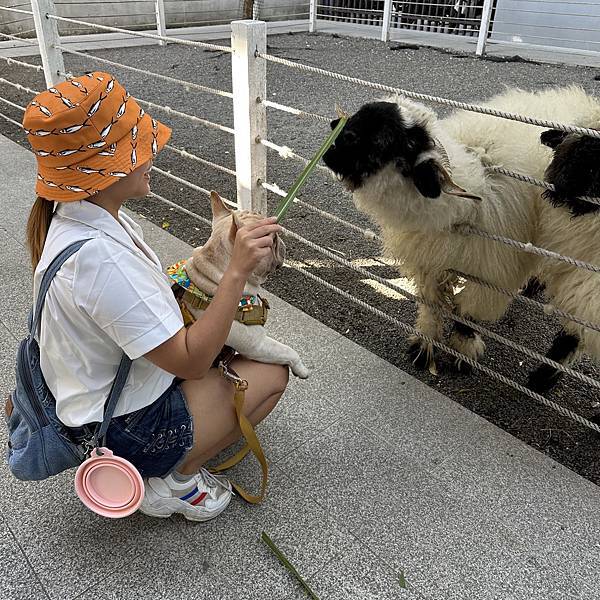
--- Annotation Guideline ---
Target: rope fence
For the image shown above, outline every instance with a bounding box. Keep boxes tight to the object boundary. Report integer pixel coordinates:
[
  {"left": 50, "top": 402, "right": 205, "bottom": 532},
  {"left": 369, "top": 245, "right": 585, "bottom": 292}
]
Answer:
[
  {"left": 165, "top": 144, "right": 236, "bottom": 177},
  {"left": 46, "top": 14, "right": 233, "bottom": 53},
  {"left": 0, "top": 56, "right": 44, "bottom": 73},
  {"left": 0, "top": 31, "right": 38, "bottom": 45},
  {"left": 144, "top": 189, "right": 600, "bottom": 436},
  {"left": 0, "top": 110, "right": 23, "bottom": 128},
  {"left": 1, "top": 10, "right": 599, "bottom": 435},
  {"left": 255, "top": 51, "right": 600, "bottom": 140},
  {"left": 56, "top": 46, "right": 234, "bottom": 100}
]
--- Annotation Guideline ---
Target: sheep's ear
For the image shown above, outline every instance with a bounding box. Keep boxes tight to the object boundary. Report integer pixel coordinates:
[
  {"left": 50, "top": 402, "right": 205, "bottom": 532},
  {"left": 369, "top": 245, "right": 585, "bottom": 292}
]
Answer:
[
  {"left": 541, "top": 129, "right": 569, "bottom": 150},
  {"left": 412, "top": 159, "right": 443, "bottom": 198},
  {"left": 412, "top": 159, "right": 482, "bottom": 202}
]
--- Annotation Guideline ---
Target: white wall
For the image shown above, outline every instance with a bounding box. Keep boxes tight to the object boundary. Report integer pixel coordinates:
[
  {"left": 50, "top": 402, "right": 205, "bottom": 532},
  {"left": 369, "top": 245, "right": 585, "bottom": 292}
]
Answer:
[
  {"left": 491, "top": 0, "right": 600, "bottom": 53},
  {"left": 0, "top": 0, "right": 310, "bottom": 36}
]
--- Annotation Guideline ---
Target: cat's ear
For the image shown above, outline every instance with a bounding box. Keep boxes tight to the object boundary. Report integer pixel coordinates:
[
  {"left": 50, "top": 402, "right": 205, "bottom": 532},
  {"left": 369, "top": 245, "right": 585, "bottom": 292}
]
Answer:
[
  {"left": 229, "top": 211, "right": 243, "bottom": 242},
  {"left": 210, "top": 190, "right": 231, "bottom": 222}
]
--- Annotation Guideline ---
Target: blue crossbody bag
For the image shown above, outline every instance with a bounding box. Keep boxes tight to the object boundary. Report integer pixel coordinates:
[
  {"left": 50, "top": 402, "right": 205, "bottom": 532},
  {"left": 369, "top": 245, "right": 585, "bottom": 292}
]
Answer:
[{"left": 6, "top": 240, "right": 132, "bottom": 481}]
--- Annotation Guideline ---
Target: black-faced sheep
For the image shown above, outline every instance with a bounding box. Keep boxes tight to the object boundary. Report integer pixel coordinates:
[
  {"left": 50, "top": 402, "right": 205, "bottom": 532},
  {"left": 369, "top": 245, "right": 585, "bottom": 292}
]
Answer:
[
  {"left": 526, "top": 127, "right": 600, "bottom": 392},
  {"left": 323, "top": 86, "right": 600, "bottom": 382}
]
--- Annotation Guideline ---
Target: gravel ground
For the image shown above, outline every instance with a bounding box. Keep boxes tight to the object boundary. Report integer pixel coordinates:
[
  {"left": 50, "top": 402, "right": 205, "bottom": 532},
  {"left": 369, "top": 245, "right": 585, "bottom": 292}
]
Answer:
[{"left": 2, "top": 32, "right": 600, "bottom": 483}]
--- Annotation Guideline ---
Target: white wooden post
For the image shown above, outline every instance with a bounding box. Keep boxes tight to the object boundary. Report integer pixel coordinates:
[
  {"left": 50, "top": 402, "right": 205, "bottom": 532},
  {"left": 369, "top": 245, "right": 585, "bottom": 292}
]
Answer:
[
  {"left": 231, "top": 20, "right": 267, "bottom": 214},
  {"left": 31, "top": 0, "right": 65, "bottom": 87},
  {"left": 381, "top": 0, "right": 392, "bottom": 42},
  {"left": 155, "top": 0, "right": 167, "bottom": 46},
  {"left": 309, "top": 0, "right": 317, "bottom": 33},
  {"left": 476, "top": 0, "right": 494, "bottom": 56}
]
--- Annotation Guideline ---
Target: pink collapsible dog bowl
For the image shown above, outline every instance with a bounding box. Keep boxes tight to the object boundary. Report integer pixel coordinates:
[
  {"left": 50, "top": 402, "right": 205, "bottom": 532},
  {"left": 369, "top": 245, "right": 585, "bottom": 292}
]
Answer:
[{"left": 75, "top": 448, "right": 144, "bottom": 518}]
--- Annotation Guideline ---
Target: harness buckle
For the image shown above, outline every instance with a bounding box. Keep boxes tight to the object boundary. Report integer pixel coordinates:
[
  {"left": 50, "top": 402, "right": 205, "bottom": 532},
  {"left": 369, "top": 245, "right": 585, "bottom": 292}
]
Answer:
[{"left": 218, "top": 361, "right": 249, "bottom": 391}]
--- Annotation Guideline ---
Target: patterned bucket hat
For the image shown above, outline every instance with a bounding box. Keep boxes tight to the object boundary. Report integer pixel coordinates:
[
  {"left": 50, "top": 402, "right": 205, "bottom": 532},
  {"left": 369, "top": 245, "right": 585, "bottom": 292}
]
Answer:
[{"left": 23, "top": 71, "right": 171, "bottom": 202}]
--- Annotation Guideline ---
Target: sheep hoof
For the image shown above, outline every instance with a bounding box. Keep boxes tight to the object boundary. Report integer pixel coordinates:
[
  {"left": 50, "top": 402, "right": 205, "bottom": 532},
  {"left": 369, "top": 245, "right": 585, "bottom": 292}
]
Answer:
[
  {"left": 448, "top": 327, "right": 485, "bottom": 373},
  {"left": 526, "top": 365, "right": 562, "bottom": 394},
  {"left": 407, "top": 335, "right": 436, "bottom": 372},
  {"left": 452, "top": 359, "right": 472, "bottom": 374}
]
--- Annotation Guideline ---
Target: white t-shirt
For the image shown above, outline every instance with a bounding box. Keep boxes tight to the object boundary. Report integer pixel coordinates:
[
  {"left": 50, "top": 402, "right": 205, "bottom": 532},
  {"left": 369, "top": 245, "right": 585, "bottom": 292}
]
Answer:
[{"left": 33, "top": 201, "right": 184, "bottom": 428}]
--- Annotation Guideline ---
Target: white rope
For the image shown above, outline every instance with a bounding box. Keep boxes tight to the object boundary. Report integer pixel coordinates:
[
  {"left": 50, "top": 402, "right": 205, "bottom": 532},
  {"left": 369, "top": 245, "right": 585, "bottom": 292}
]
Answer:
[
  {"left": 0, "top": 96, "right": 25, "bottom": 112},
  {"left": 0, "top": 110, "right": 23, "bottom": 128},
  {"left": 256, "top": 52, "right": 600, "bottom": 139},
  {"left": 0, "top": 31, "right": 37, "bottom": 45},
  {"left": 259, "top": 136, "right": 332, "bottom": 176},
  {"left": 151, "top": 166, "right": 237, "bottom": 208},
  {"left": 135, "top": 98, "right": 234, "bottom": 135},
  {"left": 0, "top": 55, "right": 44, "bottom": 73},
  {"left": 55, "top": 45, "right": 234, "bottom": 100},
  {"left": 262, "top": 99, "right": 330, "bottom": 123},
  {"left": 450, "top": 270, "right": 600, "bottom": 335},
  {"left": 459, "top": 226, "right": 600, "bottom": 275},
  {"left": 145, "top": 188, "right": 600, "bottom": 433},
  {"left": 486, "top": 165, "right": 600, "bottom": 208},
  {"left": 288, "top": 262, "right": 600, "bottom": 434},
  {"left": 148, "top": 191, "right": 213, "bottom": 227},
  {"left": 60, "top": 71, "right": 232, "bottom": 135},
  {"left": 0, "top": 77, "right": 39, "bottom": 96},
  {"left": 165, "top": 144, "right": 236, "bottom": 177},
  {"left": 0, "top": 6, "right": 33, "bottom": 16},
  {"left": 47, "top": 14, "right": 232, "bottom": 53},
  {"left": 282, "top": 225, "right": 600, "bottom": 390}
]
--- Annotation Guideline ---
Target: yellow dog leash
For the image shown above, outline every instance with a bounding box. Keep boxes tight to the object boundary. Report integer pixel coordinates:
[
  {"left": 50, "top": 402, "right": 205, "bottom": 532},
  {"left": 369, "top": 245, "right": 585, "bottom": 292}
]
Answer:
[{"left": 168, "top": 260, "right": 269, "bottom": 504}]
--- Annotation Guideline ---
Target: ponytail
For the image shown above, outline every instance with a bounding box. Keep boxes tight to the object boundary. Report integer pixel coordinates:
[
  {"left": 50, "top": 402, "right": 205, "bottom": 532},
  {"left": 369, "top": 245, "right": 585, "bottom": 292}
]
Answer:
[{"left": 26, "top": 197, "right": 54, "bottom": 270}]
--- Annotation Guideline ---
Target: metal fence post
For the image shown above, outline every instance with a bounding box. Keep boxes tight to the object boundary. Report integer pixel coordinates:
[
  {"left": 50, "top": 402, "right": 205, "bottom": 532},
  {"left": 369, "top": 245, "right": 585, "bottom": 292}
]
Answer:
[
  {"left": 155, "top": 0, "right": 167, "bottom": 45},
  {"left": 252, "top": 0, "right": 261, "bottom": 20},
  {"left": 476, "top": 0, "right": 494, "bottom": 56},
  {"left": 309, "top": 0, "right": 317, "bottom": 33},
  {"left": 381, "top": 0, "right": 392, "bottom": 42},
  {"left": 231, "top": 20, "right": 267, "bottom": 214},
  {"left": 30, "top": 0, "right": 65, "bottom": 87}
]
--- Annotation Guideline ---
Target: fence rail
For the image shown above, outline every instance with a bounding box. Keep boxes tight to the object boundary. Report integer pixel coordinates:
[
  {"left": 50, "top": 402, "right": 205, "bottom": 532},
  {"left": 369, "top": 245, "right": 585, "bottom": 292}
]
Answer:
[{"left": 0, "top": 4, "right": 599, "bottom": 437}]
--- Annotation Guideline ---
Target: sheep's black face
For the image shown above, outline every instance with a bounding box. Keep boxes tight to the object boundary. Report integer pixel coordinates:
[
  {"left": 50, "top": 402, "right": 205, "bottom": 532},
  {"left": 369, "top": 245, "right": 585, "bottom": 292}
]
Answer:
[
  {"left": 542, "top": 129, "right": 600, "bottom": 216},
  {"left": 322, "top": 101, "right": 432, "bottom": 192}
]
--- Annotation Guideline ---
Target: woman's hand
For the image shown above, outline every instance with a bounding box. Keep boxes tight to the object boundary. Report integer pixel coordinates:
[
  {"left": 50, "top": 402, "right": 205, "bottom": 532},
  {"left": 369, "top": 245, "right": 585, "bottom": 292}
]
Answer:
[{"left": 229, "top": 217, "right": 282, "bottom": 278}]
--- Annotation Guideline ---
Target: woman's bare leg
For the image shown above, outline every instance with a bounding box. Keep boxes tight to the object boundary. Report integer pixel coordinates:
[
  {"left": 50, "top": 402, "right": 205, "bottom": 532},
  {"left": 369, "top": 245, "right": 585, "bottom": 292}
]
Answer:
[{"left": 177, "top": 359, "right": 289, "bottom": 475}]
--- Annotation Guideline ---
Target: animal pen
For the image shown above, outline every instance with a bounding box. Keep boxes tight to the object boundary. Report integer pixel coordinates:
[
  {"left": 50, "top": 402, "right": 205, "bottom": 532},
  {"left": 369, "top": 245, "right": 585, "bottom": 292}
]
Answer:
[{"left": 1, "top": 1, "right": 600, "bottom": 443}]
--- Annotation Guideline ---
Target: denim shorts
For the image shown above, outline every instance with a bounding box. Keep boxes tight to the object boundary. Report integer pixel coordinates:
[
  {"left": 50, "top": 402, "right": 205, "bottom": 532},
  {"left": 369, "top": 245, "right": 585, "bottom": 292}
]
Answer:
[{"left": 65, "top": 379, "right": 194, "bottom": 478}]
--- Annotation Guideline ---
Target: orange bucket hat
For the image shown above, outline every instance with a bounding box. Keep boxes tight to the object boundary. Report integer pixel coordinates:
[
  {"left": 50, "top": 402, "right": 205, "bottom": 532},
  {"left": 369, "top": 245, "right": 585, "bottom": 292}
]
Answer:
[{"left": 23, "top": 71, "right": 171, "bottom": 202}]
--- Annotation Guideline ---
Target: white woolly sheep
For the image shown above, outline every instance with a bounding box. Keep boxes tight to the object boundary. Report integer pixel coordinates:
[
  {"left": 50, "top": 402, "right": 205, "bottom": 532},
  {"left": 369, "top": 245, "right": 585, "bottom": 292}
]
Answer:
[{"left": 323, "top": 85, "right": 600, "bottom": 388}]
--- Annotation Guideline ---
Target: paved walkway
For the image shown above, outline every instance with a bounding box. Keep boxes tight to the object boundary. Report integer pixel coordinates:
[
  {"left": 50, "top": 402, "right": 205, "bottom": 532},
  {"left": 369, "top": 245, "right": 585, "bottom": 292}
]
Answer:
[{"left": 0, "top": 132, "right": 598, "bottom": 600}]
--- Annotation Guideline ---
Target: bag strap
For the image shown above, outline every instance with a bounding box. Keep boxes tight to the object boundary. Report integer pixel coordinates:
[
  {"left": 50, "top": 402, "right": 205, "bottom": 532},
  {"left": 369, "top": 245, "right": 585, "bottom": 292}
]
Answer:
[
  {"left": 30, "top": 240, "right": 89, "bottom": 338},
  {"left": 30, "top": 240, "right": 132, "bottom": 451}
]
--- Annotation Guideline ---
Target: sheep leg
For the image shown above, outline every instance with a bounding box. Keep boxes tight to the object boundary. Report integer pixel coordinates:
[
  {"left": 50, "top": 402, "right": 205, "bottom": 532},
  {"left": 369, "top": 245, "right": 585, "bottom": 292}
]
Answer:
[
  {"left": 407, "top": 274, "right": 451, "bottom": 375},
  {"left": 526, "top": 329, "right": 580, "bottom": 394},
  {"left": 407, "top": 302, "right": 443, "bottom": 374},
  {"left": 447, "top": 281, "right": 509, "bottom": 372}
]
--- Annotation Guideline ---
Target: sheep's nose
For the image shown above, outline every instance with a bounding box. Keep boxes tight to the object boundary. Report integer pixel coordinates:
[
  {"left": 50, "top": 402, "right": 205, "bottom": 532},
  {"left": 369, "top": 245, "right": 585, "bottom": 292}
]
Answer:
[{"left": 330, "top": 118, "right": 340, "bottom": 130}]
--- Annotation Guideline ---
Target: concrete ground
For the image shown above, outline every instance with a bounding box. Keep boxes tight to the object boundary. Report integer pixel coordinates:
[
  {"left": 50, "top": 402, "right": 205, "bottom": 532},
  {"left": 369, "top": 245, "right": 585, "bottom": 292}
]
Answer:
[{"left": 1, "top": 119, "right": 600, "bottom": 599}]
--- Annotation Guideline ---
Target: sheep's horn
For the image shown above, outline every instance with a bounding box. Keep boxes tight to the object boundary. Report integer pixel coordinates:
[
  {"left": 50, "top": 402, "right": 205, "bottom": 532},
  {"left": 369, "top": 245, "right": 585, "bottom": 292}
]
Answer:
[
  {"left": 439, "top": 169, "right": 483, "bottom": 202},
  {"left": 434, "top": 138, "right": 483, "bottom": 203}
]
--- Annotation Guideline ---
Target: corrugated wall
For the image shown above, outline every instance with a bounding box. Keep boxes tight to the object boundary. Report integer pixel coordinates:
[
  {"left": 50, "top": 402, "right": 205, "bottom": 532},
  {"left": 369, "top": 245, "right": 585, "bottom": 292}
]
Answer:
[{"left": 0, "top": 1, "right": 310, "bottom": 36}]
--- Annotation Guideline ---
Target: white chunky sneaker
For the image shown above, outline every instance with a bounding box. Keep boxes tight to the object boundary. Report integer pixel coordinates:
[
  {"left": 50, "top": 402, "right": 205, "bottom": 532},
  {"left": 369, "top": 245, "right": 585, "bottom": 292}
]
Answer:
[{"left": 139, "top": 468, "right": 232, "bottom": 521}]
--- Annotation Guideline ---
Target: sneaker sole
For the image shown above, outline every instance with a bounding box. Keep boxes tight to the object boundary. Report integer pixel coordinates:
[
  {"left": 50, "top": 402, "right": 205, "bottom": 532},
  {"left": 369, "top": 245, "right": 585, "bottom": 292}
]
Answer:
[{"left": 138, "top": 494, "right": 232, "bottom": 522}]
